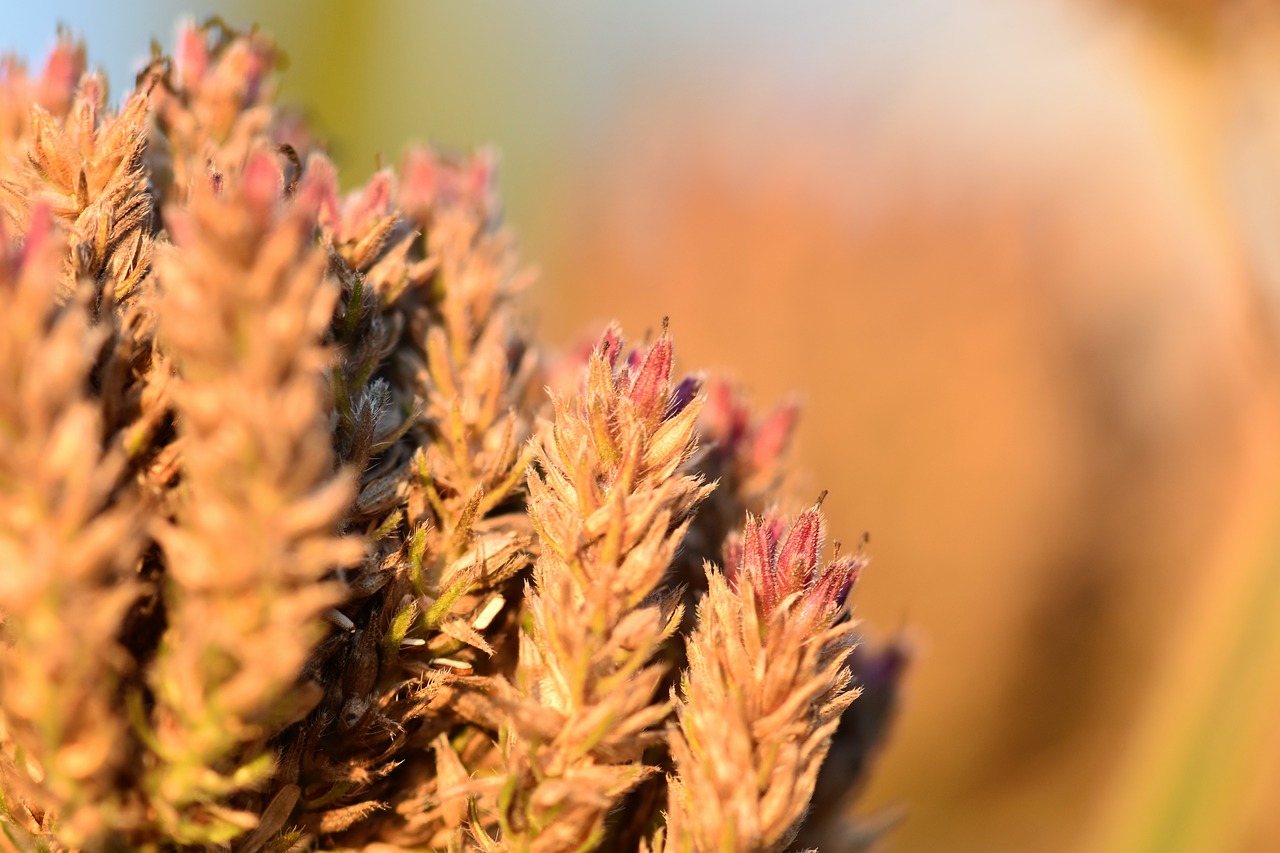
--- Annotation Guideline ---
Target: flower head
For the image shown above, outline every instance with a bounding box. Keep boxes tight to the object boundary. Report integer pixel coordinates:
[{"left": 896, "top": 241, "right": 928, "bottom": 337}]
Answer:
[
  {"left": 725, "top": 493, "right": 865, "bottom": 630},
  {"left": 588, "top": 318, "right": 699, "bottom": 426}
]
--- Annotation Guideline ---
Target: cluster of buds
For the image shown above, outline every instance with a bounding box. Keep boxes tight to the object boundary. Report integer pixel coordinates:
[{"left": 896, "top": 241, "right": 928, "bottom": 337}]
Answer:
[
  {"left": 663, "top": 501, "right": 866, "bottom": 852},
  {"left": 0, "top": 21, "right": 903, "bottom": 853},
  {"left": 725, "top": 497, "right": 863, "bottom": 633}
]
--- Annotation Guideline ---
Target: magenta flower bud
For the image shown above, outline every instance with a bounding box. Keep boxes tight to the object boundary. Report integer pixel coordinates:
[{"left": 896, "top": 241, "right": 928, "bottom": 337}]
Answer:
[
  {"left": 774, "top": 495, "right": 825, "bottom": 588},
  {"left": 728, "top": 511, "right": 788, "bottom": 616},
  {"left": 627, "top": 335, "right": 673, "bottom": 424},
  {"left": 795, "top": 555, "right": 863, "bottom": 629},
  {"left": 704, "top": 382, "right": 749, "bottom": 452},
  {"left": 739, "top": 514, "right": 777, "bottom": 612},
  {"left": 750, "top": 402, "right": 798, "bottom": 474},
  {"left": 762, "top": 514, "right": 786, "bottom": 559}
]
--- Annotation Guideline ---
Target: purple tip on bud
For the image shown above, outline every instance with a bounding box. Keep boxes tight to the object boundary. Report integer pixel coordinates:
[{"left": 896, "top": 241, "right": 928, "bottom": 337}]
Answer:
[
  {"left": 843, "top": 639, "right": 908, "bottom": 696},
  {"left": 666, "top": 375, "right": 700, "bottom": 421},
  {"left": 797, "top": 554, "right": 861, "bottom": 627},
  {"left": 832, "top": 556, "right": 863, "bottom": 610}
]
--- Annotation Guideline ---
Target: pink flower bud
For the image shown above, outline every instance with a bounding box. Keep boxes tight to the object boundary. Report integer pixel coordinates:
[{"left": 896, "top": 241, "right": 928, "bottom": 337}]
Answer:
[
  {"left": 704, "top": 381, "right": 749, "bottom": 451},
  {"left": 37, "top": 35, "right": 84, "bottom": 115},
  {"left": 299, "top": 155, "right": 340, "bottom": 229},
  {"left": 18, "top": 203, "right": 55, "bottom": 272},
  {"left": 627, "top": 332, "right": 673, "bottom": 425},
  {"left": 242, "top": 149, "right": 283, "bottom": 221},
  {"left": 176, "top": 23, "right": 210, "bottom": 92},
  {"left": 774, "top": 496, "right": 825, "bottom": 589},
  {"left": 796, "top": 555, "right": 863, "bottom": 628},
  {"left": 344, "top": 170, "right": 394, "bottom": 237},
  {"left": 398, "top": 147, "right": 439, "bottom": 215},
  {"left": 750, "top": 401, "right": 798, "bottom": 474}
]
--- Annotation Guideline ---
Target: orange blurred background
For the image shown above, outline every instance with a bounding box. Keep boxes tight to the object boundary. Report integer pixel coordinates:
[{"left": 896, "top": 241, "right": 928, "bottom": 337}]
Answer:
[{"left": 10, "top": 1, "right": 1280, "bottom": 849}]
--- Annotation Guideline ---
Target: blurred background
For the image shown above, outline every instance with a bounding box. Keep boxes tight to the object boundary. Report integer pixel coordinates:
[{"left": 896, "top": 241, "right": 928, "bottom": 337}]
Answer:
[{"left": 8, "top": 1, "right": 1280, "bottom": 849}]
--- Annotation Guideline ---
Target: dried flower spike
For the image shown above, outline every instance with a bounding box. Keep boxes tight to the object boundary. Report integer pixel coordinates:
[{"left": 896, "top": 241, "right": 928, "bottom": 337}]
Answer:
[
  {"left": 665, "top": 499, "right": 865, "bottom": 853},
  {"left": 484, "top": 323, "right": 711, "bottom": 850}
]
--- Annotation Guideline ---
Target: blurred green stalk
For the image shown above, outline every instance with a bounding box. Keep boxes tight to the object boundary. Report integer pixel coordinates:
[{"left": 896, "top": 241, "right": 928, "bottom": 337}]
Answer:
[{"left": 1093, "top": 455, "right": 1280, "bottom": 851}]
